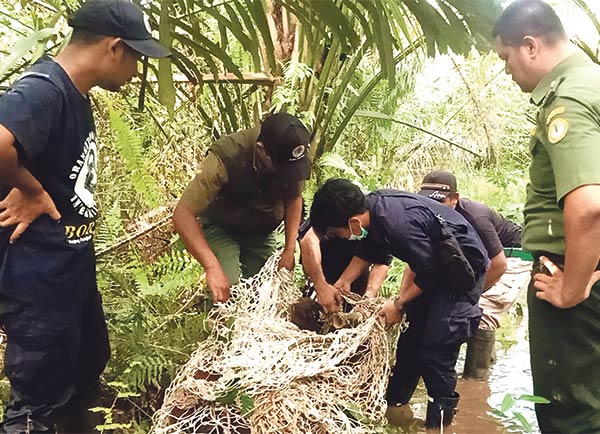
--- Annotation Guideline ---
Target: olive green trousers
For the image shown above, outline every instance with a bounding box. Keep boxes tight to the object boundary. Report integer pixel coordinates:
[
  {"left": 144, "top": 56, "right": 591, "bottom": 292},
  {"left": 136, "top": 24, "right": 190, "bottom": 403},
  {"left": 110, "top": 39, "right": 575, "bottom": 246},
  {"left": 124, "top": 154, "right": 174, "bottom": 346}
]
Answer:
[
  {"left": 528, "top": 260, "right": 600, "bottom": 434},
  {"left": 203, "top": 222, "right": 277, "bottom": 284}
]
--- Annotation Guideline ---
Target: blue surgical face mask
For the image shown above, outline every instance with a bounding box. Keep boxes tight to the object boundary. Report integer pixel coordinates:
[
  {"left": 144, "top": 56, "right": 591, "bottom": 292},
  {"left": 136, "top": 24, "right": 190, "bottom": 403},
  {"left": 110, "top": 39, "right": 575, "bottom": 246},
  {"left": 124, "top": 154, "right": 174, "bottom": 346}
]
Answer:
[{"left": 348, "top": 224, "right": 368, "bottom": 241}]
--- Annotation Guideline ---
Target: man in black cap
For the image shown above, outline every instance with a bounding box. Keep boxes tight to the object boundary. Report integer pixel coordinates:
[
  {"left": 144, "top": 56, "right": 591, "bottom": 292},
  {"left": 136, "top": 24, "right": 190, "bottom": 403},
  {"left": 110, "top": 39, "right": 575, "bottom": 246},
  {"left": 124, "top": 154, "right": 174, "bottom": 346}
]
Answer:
[
  {"left": 419, "top": 170, "right": 526, "bottom": 380},
  {"left": 310, "top": 178, "right": 489, "bottom": 429},
  {"left": 0, "top": 0, "right": 169, "bottom": 432},
  {"left": 173, "top": 113, "right": 311, "bottom": 302}
]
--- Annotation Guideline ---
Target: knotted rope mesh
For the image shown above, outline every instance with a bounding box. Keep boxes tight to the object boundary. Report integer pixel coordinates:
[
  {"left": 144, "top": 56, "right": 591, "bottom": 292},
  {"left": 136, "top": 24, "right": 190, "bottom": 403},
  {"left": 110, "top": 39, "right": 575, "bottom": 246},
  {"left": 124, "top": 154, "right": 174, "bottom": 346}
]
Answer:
[{"left": 152, "top": 253, "right": 402, "bottom": 433}]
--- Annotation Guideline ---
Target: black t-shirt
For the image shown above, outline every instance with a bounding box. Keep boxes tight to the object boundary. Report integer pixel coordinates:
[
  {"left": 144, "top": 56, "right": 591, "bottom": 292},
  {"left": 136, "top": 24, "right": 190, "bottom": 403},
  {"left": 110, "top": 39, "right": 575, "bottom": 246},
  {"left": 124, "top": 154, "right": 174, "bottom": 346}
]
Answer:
[
  {"left": 456, "top": 198, "right": 522, "bottom": 258},
  {"left": 0, "top": 56, "right": 98, "bottom": 308}
]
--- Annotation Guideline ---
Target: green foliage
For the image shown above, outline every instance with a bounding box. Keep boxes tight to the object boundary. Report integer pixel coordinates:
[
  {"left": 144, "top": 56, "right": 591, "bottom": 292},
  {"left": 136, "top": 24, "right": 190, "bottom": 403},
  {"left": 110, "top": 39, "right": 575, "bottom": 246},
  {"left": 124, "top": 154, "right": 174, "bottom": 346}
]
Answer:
[
  {"left": 157, "top": 0, "right": 176, "bottom": 117},
  {"left": 2, "top": 0, "right": 503, "bottom": 157},
  {"left": 239, "top": 393, "right": 255, "bottom": 417},
  {"left": 124, "top": 354, "right": 176, "bottom": 390},
  {"left": 0, "top": 27, "right": 57, "bottom": 79},
  {"left": 574, "top": 0, "right": 600, "bottom": 64},
  {"left": 379, "top": 259, "right": 406, "bottom": 300},
  {"left": 492, "top": 393, "right": 550, "bottom": 433},
  {"left": 271, "top": 60, "right": 313, "bottom": 118},
  {"left": 214, "top": 378, "right": 255, "bottom": 417},
  {"left": 0, "top": 0, "right": 71, "bottom": 84},
  {"left": 90, "top": 382, "right": 139, "bottom": 432},
  {"left": 319, "top": 152, "right": 362, "bottom": 182},
  {"left": 108, "top": 103, "right": 162, "bottom": 209},
  {"left": 496, "top": 300, "right": 524, "bottom": 351}
]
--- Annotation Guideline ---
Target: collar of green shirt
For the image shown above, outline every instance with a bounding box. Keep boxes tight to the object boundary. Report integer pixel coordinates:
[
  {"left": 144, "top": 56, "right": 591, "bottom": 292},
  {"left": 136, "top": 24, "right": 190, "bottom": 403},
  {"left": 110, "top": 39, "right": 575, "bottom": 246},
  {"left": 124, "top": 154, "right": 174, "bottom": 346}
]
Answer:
[{"left": 530, "top": 51, "right": 589, "bottom": 106}]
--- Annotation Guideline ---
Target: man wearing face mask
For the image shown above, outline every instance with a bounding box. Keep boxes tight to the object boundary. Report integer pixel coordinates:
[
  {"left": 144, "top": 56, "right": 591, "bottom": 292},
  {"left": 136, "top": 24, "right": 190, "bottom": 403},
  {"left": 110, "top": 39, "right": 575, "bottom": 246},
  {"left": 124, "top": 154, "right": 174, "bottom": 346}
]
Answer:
[
  {"left": 298, "top": 217, "right": 391, "bottom": 314},
  {"left": 310, "top": 178, "right": 489, "bottom": 429},
  {"left": 173, "top": 113, "right": 310, "bottom": 303}
]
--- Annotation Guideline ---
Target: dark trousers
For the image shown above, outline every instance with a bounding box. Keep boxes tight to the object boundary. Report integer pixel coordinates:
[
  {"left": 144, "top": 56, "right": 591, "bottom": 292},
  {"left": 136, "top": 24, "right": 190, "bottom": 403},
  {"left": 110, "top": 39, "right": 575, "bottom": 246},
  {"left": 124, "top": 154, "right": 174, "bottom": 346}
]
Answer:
[
  {"left": 386, "top": 290, "right": 481, "bottom": 405},
  {"left": 0, "top": 289, "right": 110, "bottom": 433},
  {"left": 528, "top": 261, "right": 600, "bottom": 434}
]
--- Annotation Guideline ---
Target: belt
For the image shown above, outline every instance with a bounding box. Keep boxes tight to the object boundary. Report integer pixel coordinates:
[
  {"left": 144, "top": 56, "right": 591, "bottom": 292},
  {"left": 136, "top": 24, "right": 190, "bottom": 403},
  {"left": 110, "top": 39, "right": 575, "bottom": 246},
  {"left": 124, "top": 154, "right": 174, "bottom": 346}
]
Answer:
[
  {"left": 533, "top": 251, "right": 600, "bottom": 271},
  {"left": 503, "top": 247, "right": 533, "bottom": 261}
]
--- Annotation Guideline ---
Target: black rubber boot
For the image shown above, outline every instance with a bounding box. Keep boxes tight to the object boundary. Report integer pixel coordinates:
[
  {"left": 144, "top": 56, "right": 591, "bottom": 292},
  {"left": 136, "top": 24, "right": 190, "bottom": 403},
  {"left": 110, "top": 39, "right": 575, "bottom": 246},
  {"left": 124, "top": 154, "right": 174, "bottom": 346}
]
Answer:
[
  {"left": 425, "top": 392, "right": 460, "bottom": 429},
  {"left": 463, "top": 328, "right": 496, "bottom": 380}
]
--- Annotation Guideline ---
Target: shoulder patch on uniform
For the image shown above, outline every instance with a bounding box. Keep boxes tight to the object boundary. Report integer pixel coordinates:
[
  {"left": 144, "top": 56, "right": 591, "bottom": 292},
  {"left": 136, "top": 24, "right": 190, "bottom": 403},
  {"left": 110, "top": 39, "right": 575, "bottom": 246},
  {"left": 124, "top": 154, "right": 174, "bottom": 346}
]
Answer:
[
  {"left": 548, "top": 117, "right": 569, "bottom": 144},
  {"left": 530, "top": 127, "right": 537, "bottom": 137},
  {"left": 546, "top": 106, "right": 566, "bottom": 125}
]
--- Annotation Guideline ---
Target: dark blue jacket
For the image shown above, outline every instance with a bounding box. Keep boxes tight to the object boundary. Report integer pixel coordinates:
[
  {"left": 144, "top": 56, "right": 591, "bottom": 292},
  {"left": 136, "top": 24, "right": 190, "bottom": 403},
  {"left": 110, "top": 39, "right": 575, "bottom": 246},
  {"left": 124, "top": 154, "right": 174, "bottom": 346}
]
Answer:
[{"left": 356, "top": 190, "right": 489, "bottom": 314}]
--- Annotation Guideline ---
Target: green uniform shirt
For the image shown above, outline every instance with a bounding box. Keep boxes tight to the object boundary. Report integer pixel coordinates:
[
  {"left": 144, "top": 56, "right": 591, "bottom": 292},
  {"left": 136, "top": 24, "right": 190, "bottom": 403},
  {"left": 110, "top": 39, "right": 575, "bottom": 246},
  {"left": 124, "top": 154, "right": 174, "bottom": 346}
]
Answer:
[
  {"left": 179, "top": 152, "right": 229, "bottom": 216},
  {"left": 523, "top": 52, "right": 600, "bottom": 255},
  {"left": 180, "top": 127, "right": 302, "bottom": 233}
]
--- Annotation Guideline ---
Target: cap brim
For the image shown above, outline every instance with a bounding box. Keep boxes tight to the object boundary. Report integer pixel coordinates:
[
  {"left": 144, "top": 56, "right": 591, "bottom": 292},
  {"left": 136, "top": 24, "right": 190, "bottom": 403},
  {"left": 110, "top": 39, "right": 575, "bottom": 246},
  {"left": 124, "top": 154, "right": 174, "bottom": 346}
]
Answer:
[
  {"left": 123, "top": 38, "right": 171, "bottom": 58},
  {"left": 275, "top": 156, "right": 311, "bottom": 183},
  {"left": 418, "top": 188, "right": 436, "bottom": 196},
  {"left": 418, "top": 188, "right": 450, "bottom": 202}
]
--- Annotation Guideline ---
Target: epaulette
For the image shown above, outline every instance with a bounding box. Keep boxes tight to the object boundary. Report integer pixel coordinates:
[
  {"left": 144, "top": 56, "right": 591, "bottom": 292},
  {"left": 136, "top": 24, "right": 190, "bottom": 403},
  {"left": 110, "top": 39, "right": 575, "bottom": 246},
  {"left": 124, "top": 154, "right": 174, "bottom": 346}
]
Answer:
[{"left": 541, "top": 77, "right": 566, "bottom": 108}]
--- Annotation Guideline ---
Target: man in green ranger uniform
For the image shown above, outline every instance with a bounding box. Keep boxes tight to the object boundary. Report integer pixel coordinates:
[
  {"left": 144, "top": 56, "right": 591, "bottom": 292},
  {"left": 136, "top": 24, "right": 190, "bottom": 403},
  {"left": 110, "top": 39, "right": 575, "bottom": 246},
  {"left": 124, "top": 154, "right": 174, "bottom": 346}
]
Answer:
[
  {"left": 173, "top": 113, "right": 310, "bottom": 303},
  {"left": 494, "top": 1, "right": 600, "bottom": 432}
]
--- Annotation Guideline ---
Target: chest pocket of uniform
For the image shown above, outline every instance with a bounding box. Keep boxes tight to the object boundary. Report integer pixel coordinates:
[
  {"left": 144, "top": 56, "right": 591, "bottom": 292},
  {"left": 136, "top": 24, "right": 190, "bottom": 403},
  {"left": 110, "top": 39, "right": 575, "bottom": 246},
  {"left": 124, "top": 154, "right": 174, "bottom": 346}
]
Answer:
[
  {"left": 529, "top": 106, "right": 551, "bottom": 153},
  {"left": 529, "top": 119, "right": 546, "bottom": 153}
]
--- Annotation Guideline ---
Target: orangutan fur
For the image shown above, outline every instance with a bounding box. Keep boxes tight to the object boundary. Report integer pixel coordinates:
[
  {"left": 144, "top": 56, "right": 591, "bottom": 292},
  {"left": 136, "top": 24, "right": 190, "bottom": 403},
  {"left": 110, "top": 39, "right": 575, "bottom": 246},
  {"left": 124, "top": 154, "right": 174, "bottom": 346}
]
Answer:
[{"left": 289, "top": 297, "right": 323, "bottom": 332}]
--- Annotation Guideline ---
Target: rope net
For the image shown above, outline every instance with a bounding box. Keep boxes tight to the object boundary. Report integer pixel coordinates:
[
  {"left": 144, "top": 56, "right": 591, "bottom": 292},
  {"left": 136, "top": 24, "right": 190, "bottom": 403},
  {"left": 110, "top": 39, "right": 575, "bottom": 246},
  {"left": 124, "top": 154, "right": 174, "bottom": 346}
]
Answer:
[{"left": 152, "top": 253, "right": 401, "bottom": 433}]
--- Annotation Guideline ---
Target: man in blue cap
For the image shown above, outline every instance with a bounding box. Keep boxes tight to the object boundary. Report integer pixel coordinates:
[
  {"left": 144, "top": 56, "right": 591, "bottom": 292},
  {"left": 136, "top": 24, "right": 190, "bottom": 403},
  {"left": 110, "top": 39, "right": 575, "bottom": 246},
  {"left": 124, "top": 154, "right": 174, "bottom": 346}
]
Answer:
[{"left": 0, "top": 0, "right": 169, "bottom": 431}]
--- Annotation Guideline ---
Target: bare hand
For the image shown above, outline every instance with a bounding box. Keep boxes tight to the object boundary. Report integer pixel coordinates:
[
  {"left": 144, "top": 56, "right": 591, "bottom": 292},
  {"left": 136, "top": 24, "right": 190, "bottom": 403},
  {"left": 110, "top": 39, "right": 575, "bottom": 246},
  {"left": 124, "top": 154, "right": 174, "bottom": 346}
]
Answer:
[
  {"left": 365, "top": 285, "right": 378, "bottom": 298},
  {"left": 378, "top": 301, "right": 404, "bottom": 326},
  {"left": 278, "top": 249, "right": 295, "bottom": 271},
  {"left": 0, "top": 188, "right": 61, "bottom": 243},
  {"left": 334, "top": 280, "right": 351, "bottom": 295},
  {"left": 315, "top": 281, "right": 342, "bottom": 313},
  {"left": 206, "top": 266, "right": 231, "bottom": 303},
  {"left": 534, "top": 256, "right": 600, "bottom": 308}
]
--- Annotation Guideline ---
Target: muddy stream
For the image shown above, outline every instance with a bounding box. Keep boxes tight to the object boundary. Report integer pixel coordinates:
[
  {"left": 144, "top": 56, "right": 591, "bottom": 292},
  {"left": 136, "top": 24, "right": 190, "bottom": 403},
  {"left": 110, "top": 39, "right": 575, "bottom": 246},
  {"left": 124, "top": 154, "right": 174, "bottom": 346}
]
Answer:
[{"left": 389, "top": 304, "right": 539, "bottom": 434}]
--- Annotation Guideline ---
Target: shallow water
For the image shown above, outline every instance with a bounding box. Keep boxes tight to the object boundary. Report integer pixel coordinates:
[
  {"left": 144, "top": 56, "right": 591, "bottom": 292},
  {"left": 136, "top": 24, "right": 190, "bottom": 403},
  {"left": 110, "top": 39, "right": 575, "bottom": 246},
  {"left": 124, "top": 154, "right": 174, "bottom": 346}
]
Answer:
[{"left": 389, "top": 304, "right": 540, "bottom": 434}]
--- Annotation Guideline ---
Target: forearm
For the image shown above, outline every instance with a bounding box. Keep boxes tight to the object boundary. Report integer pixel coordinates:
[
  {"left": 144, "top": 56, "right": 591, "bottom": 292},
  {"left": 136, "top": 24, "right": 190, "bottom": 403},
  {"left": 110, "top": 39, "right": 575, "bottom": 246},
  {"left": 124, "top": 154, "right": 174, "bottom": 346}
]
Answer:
[
  {"left": 0, "top": 127, "right": 42, "bottom": 194},
  {"left": 365, "top": 264, "right": 389, "bottom": 297},
  {"left": 172, "top": 203, "right": 221, "bottom": 272},
  {"left": 395, "top": 266, "right": 422, "bottom": 305},
  {"left": 398, "top": 265, "right": 415, "bottom": 294},
  {"left": 299, "top": 229, "right": 327, "bottom": 285},
  {"left": 484, "top": 252, "right": 507, "bottom": 291},
  {"left": 336, "top": 256, "right": 370, "bottom": 287},
  {"left": 562, "top": 189, "right": 600, "bottom": 304},
  {"left": 283, "top": 195, "right": 302, "bottom": 253}
]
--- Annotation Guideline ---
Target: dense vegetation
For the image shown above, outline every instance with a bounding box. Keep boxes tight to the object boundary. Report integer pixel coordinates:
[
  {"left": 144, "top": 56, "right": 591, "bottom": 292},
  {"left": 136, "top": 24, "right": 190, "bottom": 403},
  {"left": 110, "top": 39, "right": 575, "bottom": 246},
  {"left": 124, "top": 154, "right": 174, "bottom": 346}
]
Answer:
[{"left": 1, "top": 0, "right": 599, "bottom": 431}]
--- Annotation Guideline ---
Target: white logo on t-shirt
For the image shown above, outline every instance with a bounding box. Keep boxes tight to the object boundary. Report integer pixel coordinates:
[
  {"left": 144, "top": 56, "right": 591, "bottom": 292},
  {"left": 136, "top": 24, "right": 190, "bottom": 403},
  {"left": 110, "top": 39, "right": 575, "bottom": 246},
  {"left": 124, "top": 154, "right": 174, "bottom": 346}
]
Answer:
[{"left": 69, "top": 131, "right": 98, "bottom": 220}]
